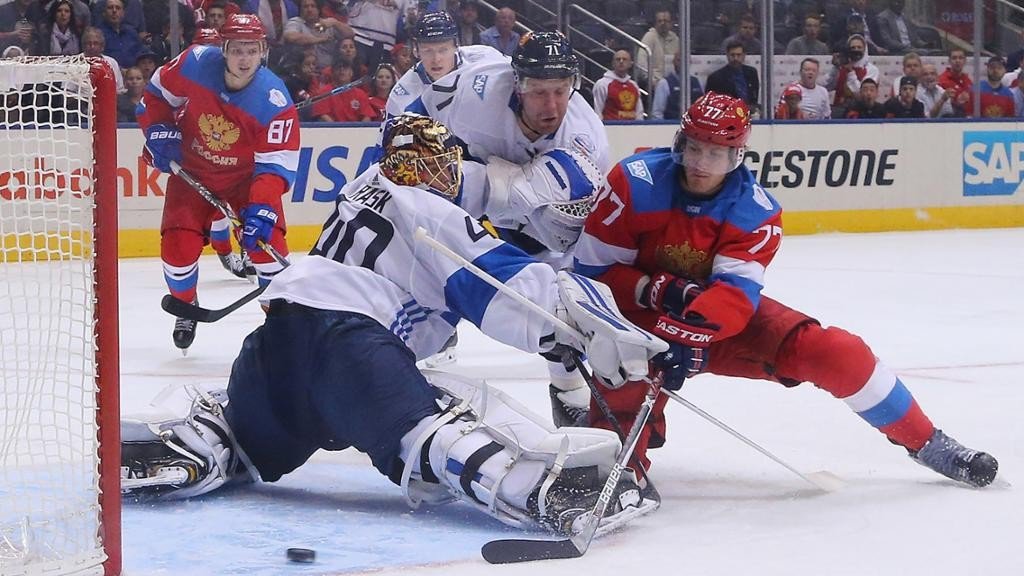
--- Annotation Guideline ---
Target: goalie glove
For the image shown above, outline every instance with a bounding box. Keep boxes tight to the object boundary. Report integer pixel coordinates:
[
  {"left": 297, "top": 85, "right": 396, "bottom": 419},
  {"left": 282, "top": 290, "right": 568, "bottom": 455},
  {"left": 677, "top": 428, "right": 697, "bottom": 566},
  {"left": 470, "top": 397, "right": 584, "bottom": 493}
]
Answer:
[{"left": 551, "top": 271, "right": 668, "bottom": 389}]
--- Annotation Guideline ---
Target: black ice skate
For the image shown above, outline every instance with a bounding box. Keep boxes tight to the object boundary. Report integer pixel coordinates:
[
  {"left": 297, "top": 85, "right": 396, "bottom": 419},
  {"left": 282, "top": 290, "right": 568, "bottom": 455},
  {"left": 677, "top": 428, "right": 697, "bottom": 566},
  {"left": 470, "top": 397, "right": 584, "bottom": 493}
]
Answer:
[
  {"left": 172, "top": 301, "right": 198, "bottom": 355},
  {"left": 548, "top": 383, "right": 590, "bottom": 428},
  {"left": 218, "top": 251, "right": 256, "bottom": 282},
  {"left": 909, "top": 429, "right": 998, "bottom": 487},
  {"left": 526, "top": 466, "right": 650, "bottom": 535}
]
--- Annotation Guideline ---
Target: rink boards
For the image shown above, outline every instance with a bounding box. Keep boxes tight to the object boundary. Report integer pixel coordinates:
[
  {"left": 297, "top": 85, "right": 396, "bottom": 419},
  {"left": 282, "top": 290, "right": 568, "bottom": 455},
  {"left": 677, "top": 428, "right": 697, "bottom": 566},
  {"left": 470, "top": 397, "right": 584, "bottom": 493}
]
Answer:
[{"left": 3, "top": 121, "right": 1024, "bottom": 258}]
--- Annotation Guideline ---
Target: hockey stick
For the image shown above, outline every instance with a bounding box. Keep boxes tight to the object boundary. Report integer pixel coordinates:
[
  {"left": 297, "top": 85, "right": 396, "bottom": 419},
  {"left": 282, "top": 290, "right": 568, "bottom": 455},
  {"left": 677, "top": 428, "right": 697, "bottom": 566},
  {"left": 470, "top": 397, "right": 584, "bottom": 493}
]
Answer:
[
  {"left": 160, "top": 284, "right": 267, "bottom": 323},
  {"left": 167, "top": 160, "right": 290, "bottom": 268},
  {"left": 294, "top": 76, "right": 371, "bottom": 110},
  {"left": 413, "top": 227, "right": 841, "bottom": 493}
]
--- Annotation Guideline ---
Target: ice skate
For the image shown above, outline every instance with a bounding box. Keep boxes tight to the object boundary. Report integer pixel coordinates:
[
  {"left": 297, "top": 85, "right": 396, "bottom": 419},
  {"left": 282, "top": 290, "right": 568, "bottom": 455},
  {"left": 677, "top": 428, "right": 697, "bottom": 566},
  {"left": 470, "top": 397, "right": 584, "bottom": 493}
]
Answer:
[
  {"left": 910, "top": 429, "right": 998, "bottom": 488},
  {"left": 526, "top": 467, "right": 654, "bottom": 536},
  {"left": 421, "top": 331, "right": 458, "bottom": 368},
  {"left": 172, "top": 301, "right": 198, "bottom": 355},
  {"left": 548, "top": 383, "right": 590, "bottom": 428},
  {"left": 218, "top": 251, "right": 255, "bottom": 282}
]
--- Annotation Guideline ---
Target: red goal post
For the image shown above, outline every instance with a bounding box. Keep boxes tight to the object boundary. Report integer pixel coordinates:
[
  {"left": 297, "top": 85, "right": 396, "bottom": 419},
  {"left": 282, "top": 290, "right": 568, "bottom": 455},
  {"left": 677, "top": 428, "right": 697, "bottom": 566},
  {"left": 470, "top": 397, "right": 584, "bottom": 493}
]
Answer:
[{"left": 0, "top": 56, "right": 120, "bottom": 576}]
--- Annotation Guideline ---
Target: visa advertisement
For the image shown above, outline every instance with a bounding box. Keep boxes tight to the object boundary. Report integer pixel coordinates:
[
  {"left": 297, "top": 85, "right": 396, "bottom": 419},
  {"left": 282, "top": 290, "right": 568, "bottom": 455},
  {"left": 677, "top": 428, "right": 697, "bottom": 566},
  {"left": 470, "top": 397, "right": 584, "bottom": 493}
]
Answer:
[{"left": 2, "top": 122, "right": 1023, "bottom": 257}]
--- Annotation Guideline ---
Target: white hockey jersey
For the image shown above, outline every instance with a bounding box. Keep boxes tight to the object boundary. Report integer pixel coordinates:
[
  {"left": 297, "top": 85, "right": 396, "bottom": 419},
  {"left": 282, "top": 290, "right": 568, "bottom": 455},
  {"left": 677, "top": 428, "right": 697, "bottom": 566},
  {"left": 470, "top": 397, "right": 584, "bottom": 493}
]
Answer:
[
  {"left": 262, "top": 165, "right": 560, "bottom": 360},
  {"left": 386, "top": 44, "right": 509, "bottom": 119},
  {"left": 399, "top": 59, "right": 611, "bottom": 171}
]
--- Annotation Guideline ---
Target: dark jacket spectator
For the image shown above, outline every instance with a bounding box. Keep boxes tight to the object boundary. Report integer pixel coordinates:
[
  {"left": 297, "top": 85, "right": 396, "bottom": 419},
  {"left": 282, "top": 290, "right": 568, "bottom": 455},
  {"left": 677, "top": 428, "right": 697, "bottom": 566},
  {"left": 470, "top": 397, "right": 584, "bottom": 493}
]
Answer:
[
  {"left": 37, "top": 0, "right": 83, "bottom": 56},
  {"left": 883, "top": 76, "right": 925, "bottom": 117},
  {"left": 845, "top": 78, "right": 885, "bottom": 118},
  {"left": 705, "top": 41, "right": 760, "bottom": 113},
  {"left": 97, "top": 0, "right": 143, "bottom": 69},
  {"left": 456, "top": 0, "right": 481, "bottom": 47},
  {"left": 875, "top": 0, "right": 923, "bottom": 54},
  {"left": 92, "top": 0, "right": 146, "bottom": 37},
  {"left": 0, "top": 0, "right": 39, "bottom": 55}
]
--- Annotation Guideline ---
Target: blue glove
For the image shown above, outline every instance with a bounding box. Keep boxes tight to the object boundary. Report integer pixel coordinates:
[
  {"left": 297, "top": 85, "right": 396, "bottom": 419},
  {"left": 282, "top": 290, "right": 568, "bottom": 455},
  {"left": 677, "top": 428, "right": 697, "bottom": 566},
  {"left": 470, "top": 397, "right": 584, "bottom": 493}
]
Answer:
[
  {"left": 240, "top": 203, "right": 278, "bottom": 251},
  {"left": 144, "top": 123, "right": 182, "bottom": 174}
]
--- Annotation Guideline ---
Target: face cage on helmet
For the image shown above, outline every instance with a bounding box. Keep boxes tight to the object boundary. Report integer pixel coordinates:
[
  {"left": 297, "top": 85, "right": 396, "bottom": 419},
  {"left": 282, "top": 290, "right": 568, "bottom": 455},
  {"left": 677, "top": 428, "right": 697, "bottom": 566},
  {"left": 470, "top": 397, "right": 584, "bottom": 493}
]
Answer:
[
  {"left": 527, "top": 196, "right": 595, "bottom": 252},
  {"left": 671, "top": 129, "right": 746, "bottom": 175},
  {"left": 381, "top": 147, "right": 464, "bottom": 201}
]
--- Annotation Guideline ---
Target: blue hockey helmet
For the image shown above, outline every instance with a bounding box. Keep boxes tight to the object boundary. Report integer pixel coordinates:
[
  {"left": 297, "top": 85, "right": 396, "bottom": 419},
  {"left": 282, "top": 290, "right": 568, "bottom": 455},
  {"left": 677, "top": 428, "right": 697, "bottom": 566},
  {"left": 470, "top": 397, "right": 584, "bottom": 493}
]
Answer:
[
  {"left": 512, "top": 31, "right": 579, "bottom": 84},
  {"left": 415, "top": 11, "right": 459, "bottom": 45}
]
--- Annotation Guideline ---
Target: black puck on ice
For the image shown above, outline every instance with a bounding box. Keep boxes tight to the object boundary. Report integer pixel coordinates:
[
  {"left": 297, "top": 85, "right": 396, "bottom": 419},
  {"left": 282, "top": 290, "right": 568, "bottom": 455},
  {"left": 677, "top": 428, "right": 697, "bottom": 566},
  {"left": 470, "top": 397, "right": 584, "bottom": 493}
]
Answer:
[{"left": 286, "top": 548, "right": 316, "bottom": 563}]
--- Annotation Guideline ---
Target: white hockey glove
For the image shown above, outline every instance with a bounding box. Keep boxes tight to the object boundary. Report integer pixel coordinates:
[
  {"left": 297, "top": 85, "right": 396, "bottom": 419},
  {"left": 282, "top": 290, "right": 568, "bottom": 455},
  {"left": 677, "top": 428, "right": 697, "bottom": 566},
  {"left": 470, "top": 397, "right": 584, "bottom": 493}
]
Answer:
[
  {"left": 551, "top": 271, "right": 668, "bottom": 388},
  {"left": 484, "top": 149, "right": 603, "bottom": 252}
]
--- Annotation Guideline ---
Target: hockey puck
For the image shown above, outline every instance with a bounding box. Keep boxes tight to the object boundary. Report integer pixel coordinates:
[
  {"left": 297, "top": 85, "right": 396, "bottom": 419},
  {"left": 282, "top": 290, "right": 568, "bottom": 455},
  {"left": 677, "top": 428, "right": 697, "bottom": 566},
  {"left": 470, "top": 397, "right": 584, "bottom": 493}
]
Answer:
[{"left": 286, "top": 548, "right": 316, "bottom": 563}]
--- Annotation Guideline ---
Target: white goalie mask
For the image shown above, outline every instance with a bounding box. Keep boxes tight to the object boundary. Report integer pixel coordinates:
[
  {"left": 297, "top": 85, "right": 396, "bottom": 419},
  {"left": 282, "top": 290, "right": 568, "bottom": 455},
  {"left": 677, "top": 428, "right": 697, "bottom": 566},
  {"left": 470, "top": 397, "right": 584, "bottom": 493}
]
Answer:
[{"left": 484, "top": 149, "right": 603, "bottom": 252}]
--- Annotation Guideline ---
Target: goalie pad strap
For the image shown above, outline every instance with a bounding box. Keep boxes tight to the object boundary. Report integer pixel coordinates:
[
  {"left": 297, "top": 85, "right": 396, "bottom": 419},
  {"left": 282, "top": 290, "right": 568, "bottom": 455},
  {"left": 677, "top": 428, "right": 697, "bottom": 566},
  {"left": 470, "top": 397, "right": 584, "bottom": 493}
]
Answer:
[
  {"left": 458, "top": 441, "right": 505, "bottom": 505},
  {"left": 420, "top": 431, "right": 440, "bottom": 484}
]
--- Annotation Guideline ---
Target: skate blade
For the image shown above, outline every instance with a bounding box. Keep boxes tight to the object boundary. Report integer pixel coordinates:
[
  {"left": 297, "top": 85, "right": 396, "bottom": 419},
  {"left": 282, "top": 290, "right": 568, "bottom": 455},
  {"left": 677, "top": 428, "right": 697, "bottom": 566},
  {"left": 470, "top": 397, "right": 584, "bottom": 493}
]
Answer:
[{"left": 592, "top": 497, "right": 660, "bottom": 537}]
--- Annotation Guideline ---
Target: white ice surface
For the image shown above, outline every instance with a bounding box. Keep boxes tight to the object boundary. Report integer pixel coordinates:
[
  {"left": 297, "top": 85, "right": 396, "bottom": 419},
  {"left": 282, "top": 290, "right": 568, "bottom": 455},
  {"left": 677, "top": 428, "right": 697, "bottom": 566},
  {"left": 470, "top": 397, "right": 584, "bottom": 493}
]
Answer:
[{"left": 118, "top": 228, "right": 1024, "bottom": 576}]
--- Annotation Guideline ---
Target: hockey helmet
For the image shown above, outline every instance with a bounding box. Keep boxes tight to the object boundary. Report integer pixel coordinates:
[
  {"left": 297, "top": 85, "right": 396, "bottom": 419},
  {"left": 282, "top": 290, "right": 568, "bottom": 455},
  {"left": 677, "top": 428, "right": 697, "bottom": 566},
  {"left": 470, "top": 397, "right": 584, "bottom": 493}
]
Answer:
[
  {"left": 415, "top": 11, "right": 459, "bottom": 45},
  {"left": 512, "top": 31, "right": 579, "bottom": 87},
  {"left": 220, "top": 14, "right": 266, "bottom": 42},
  {"left": 193, "top": 27, "right": 223, "bottom": 47},
  {"left": 673, "top": 92, "right": 751, "bottom": 173},
  {"left": 379, "top": 114, "right": 464, "bottom": 201}
]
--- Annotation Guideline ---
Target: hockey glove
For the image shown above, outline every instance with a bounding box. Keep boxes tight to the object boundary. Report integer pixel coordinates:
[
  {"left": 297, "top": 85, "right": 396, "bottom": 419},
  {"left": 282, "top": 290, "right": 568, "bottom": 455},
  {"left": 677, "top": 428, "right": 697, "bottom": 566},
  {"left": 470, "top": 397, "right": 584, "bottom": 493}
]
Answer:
[
  {"left": 641, "top": 272, "right": 704, "bottom": 316},
  {"left": 553, "top": 271, "right": 668, "bottom": 389},
  {"left": 240, "top": 203, "right": 278, "bottom": 251},
  {"left": 651, "top": 312, "right": 718, "bottom": 390},
  {"left": 144, "top": 123, "right": 183, "bottom": 174}
]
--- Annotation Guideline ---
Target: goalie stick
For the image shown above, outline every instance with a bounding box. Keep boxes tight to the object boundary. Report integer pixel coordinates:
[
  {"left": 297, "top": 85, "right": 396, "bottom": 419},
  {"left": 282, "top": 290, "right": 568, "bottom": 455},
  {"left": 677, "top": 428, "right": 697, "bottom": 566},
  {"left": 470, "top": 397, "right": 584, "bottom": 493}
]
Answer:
[
  {"left": 413, "top": 227, "right": 842, "bottom": 494},
  {"left": 294, "top": 76, "right": 371, "bottom": 111}
]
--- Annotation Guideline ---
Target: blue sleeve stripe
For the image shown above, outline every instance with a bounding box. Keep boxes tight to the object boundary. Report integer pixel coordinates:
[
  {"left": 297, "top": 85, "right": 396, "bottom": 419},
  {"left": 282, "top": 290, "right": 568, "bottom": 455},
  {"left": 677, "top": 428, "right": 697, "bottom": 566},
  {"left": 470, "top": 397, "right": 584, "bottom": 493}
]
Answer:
[
  {"left": 710, "top": 272, "right": 763, "bottom": 310},
  {"left": 857, "top": 378, "right": 913, "bottom": 428},
  {"left": 572, "top": 260, "right": 611, "bottom": 278},
  {"left": 545, "top": 158, "right": 567, "bottom": 189},
  {"left": 164, "top": 270, "right": 198, "bottom": 293},
  {"left": 443, "top": 243, "right": 534, "bottom": 327},
  {"left": 255, "top": 162, "right": 297, "bottom": 188}
]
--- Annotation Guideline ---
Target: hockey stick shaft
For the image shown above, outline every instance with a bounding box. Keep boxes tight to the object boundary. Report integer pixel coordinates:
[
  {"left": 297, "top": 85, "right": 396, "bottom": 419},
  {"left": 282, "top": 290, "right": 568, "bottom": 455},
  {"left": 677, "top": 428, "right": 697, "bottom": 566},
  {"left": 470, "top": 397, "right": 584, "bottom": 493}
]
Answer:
[
  {"left": 413, "top": 226, "right": 834, "bottom": 492},
  {"left": 294, "top": 76, "right": 371, "bottom": 110},
  {"left": 160, "top": 285, "right": 267, "bottom": 323},
  {"left": 168, "top": 160, "right": 290, "bottom": 268}
]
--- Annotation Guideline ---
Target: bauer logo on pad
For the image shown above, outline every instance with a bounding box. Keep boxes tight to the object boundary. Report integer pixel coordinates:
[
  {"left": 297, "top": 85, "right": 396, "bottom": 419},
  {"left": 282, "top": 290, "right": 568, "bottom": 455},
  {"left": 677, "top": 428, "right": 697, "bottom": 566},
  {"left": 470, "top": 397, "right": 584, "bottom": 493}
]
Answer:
[{"left": 962, "top": 131, "right": 1024, "bottom": 196}]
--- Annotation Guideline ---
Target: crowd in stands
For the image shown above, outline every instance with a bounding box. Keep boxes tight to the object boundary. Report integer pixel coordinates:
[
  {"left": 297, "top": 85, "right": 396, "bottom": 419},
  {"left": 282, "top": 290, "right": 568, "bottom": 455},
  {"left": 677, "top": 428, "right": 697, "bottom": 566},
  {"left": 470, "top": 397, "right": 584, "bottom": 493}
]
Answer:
[{"left": 2, "top": 0, "right": 1024, "bottom": 123}]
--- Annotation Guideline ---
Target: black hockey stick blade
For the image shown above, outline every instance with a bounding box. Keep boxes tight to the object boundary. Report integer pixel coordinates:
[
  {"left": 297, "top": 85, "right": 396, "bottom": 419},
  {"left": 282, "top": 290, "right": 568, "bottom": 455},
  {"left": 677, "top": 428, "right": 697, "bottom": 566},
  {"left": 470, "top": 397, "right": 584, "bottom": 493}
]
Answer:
[
  {"left": 160, "top": 285, "right": 266, "bottom": 323},
  {"left": 481, "top": 537, "right": 582, "bottom": 564}
]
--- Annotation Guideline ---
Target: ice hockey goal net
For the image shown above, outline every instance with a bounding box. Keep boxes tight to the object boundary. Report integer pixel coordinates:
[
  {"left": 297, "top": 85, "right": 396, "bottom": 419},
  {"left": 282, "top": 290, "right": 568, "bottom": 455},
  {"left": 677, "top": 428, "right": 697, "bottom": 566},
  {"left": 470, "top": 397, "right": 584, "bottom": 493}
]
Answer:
[{"left": 0, "top": 56, "right": 120, "bottom": 576}]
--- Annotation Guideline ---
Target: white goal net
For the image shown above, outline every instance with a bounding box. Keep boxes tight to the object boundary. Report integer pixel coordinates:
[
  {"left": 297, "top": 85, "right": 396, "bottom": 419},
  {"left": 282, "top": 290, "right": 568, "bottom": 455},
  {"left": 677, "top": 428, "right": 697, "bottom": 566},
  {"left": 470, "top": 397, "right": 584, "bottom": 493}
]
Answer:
[{"left": 0, "top": 55, "right": 119, "bottom": 576}]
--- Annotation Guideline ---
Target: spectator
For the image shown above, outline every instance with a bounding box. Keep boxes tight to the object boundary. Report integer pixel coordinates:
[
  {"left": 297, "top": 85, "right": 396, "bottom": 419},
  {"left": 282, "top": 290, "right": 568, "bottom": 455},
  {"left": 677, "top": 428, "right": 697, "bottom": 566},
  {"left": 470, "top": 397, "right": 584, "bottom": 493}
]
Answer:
[
  {"left": 592, "top": 49, "right": 644, "bottom": 121},
  {"left": 883, "top": 76, "right": 925, "bottom": 117},
  {"left": 1011, "top": 71, "right": 1024, "bottom": 116},
  {"left": 117, "top": 65, "right": 146, "bottom": 121},
  {"left": 826, "top": 34, "right": 878, "bottom": 117},
  {"left": 651, "top": 51, "right": 704, "bottom": 120},
  {"left": 311, "top": 58, "right": 373, "bottom": 122},
  {"left": 979, "top": 56, "right": 1015, "bottom": 118},
  {"left": 283, "top": 0, "right": 353, "bottom": 70},
  {"left": 792, "top": 57, "right": 831, "bottom": 119},
  {"left": 775, "top": 84, "right": 806, "bottom": 119},
  {"left": 251, "top": 0, "right": 299, "bottom": 48},
  {"left": 721, "top": 13, "right": 763, "bottom": 55},
  {"left": 876, "top": 0, "right": 923, "bottom": 55},
  {"left": 81, "top": 26, "right": 125, "bottom": 93},
  {"left": 141, "top": 0, "right": 196, "bottom": 60},
  {"left": 844, "top": 77, "right": 885, "bottom": 118},
  {"left": 0, "top": 0, "right": 38, "bottom": 55},
  {"left": 39, "top": 0, "right": 91, "bottom": 31},
  {"left": 134, "top": 47, "right": 158, "bottom": 81},
  {"left": 829, "top": 0, "right": 885, "bottom": 55},
  {"left": 201, "top": 1, "right": 229, "bottom": 30},
  {"left": 365, "top": 62, "right": 396, "bottom": 121},
  {"left": 337, "top": 36, "right": 367, "bottom": 77},
  {"left": 938, "top": 47, "right": 972, "bottom": 117},
  {"left": 391, "top": 42, "right": 413, "bottom": 77},
  {"left": 455, "top": 0, "right": 480, "bottom": 47},
  {"left": 637, "top": 10, "right": 679, "bottom": 91},
  {"left": 480, "top": 7, "right": 518, "bottom": 57},
  {"left": 1006, "top": 28, "right": 1024, "bottom": 74},
  {"left": 37, "top": 0, "right": 82, "bottom": 56},
  {"left": 888, "top": 51, "right": 922, "bottom": 98},
  {"left": 97, "top": 0, "right": 143, "bottom": 69},
  {"left": 92, "top": 0, "right": 146, "bottom": 39},
  {"left": 786, "top": 15, "right": 830, "bottom": 56},
  {"left": 916, "top": 63, "right": 954, "bottom": 118},
  {"left": 705, "top": 40, "right": 760, "bottom": 114},
  {"left": 276, "top": 47, "right": 321, "bottom": 120},
  {"left": 347, "top": 0, "right": 415, "bottom": 74}
]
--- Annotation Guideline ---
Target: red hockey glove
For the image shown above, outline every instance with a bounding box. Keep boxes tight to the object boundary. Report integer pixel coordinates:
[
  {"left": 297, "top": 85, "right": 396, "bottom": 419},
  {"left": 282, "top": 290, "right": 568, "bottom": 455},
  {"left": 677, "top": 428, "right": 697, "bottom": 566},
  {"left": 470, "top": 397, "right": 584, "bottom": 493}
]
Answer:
[
  {"left": 651, "top": 312, "right": 719, "bottom": 390},
  {"left": 641, "top": 272, "right": 704, "bottom": 317}
]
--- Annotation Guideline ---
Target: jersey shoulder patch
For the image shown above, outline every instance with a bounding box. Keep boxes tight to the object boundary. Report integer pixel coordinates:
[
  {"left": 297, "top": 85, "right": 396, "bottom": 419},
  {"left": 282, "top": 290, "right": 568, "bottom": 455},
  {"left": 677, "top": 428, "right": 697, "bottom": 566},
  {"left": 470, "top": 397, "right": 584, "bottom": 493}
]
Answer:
[
  {"left": 625, "top": 159, "right": 653, "bottom": 185},
  {"left": 472, "top": 74, "right": 488, "bottom": 99}
]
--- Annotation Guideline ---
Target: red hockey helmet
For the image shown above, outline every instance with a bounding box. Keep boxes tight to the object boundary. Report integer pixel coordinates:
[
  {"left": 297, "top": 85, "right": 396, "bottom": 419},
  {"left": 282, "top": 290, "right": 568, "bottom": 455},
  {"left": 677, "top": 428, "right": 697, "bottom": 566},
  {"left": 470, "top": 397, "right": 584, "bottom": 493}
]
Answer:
[
  {"left": 673, "top": 92, "right": 751, "bottom": 174},
  {"left": 220, "top": 14, "right": 266, "bottom": 42},
  {"left": 193, "top": 27, "right": 223, "bottom": 46}
]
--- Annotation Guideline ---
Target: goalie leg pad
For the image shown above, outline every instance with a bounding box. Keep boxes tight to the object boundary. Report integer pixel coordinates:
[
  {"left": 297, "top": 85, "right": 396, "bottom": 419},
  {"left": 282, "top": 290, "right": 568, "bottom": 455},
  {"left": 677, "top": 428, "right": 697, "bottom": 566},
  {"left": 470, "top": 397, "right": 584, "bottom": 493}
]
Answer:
[{"left": 398, "top": 371, "right": 622, "bottom": 530}]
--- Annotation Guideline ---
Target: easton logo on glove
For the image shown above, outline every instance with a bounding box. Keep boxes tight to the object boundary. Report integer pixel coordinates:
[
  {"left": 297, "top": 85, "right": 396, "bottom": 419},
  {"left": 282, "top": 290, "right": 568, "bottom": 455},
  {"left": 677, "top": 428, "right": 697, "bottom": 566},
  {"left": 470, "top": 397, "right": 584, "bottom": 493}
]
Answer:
[{"left": 654, "top": 316, "right": 715, "bottom": 344}]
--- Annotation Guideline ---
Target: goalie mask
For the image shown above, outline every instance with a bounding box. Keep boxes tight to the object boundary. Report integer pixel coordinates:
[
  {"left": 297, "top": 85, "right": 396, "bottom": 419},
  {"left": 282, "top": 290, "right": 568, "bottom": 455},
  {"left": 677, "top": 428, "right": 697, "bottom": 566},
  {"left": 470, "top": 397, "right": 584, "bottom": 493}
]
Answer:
[
  {"left": 485, "top": 148, "right": 602, "bottom": 252},
  {"left": 379, "top": 113, "right": 464, "bottom": 201}
]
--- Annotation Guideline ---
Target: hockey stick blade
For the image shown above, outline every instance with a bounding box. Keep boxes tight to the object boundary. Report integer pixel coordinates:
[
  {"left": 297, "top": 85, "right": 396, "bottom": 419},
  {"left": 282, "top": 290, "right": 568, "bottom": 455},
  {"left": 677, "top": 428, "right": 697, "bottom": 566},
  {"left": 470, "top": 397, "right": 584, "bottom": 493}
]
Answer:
[
  {"left": 481, "top": 538, "right": 582, "bottom": 564},
  {"left": 160, "top": 285, "right": 266, "bottom": 323}
]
